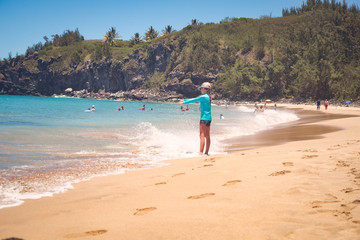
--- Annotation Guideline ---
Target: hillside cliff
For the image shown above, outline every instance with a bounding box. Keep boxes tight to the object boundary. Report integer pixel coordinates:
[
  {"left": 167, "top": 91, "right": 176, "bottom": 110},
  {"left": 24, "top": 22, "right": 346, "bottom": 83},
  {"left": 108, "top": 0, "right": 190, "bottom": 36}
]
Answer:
[{"left": 1, "top": 1, "right": 360, "bottom": 101}]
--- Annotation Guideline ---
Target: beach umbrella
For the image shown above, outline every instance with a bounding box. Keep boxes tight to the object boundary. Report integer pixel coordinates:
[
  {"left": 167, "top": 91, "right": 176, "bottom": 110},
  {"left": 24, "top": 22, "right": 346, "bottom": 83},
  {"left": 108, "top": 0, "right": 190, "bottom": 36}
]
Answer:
[
  {"left": 265, "top": 99, "right": 272, "bottom": 103},
  {"left": 342, "top": 100, "right": 351, "bottom": 104}
]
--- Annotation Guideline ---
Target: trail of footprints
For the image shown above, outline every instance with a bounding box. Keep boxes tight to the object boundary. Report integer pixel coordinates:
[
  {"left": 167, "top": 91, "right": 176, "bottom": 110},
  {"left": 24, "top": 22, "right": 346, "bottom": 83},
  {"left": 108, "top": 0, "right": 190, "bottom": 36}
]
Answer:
[
  {"left": 308, "top": 140, "right": 360, "bottom": 225},
  {"left": 136, "top": 157, "right": 238, "bottom": 216},
  {"left": 63, "top": 141, "right": 360, "bottom": 237},
  {"left": 136, "top": 156, "right": 296, "bottom": 216}
]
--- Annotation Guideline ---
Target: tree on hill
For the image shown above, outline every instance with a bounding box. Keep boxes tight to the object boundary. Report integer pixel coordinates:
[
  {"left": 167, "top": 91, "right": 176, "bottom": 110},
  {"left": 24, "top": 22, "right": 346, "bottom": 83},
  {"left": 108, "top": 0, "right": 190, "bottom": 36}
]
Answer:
[
  {"left": 104, "top": 27, "right": 120, "bottom": 46},
  {"left": 282, "top": 0, "right": 360, "bottom": 16},
  {"left": 51, "top": 28, "right": 84, "bottom": 47},
  {"left": 191, "top": 19, "right": 199, "bottom": 25},
  {"left": 131, "top": 33, "right": 142, "bottom": 44},
  {"left": 162, "top": 25, "right": 174, "bottom": 36},
  {"left": 145, "top": 26, "right": 158, "bottom": 41}
]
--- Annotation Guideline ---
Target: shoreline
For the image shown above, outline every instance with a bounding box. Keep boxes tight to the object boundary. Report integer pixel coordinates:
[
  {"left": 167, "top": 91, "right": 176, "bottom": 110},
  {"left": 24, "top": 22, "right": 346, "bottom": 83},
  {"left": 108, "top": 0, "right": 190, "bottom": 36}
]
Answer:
[
  {"left": 0, "top": 104, "right": 359, "bottom": 239},
  {"left": 224, "top": 106, "right": 358, "bottom": 152}
]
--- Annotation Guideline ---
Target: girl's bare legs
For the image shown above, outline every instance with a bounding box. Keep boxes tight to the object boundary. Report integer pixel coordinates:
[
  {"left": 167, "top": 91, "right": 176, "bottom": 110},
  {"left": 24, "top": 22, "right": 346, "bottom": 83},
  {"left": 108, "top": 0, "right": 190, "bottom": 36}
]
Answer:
[{"left": 200, "top": 123, "right": 211, "bottom": 155}]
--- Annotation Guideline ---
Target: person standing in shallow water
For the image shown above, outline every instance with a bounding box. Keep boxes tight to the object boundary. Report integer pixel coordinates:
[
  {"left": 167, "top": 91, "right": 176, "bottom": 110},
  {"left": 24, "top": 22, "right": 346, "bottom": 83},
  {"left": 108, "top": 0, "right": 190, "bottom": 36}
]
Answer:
[{"left": 178, "top": 82, "right": 212, "bottom": 155}]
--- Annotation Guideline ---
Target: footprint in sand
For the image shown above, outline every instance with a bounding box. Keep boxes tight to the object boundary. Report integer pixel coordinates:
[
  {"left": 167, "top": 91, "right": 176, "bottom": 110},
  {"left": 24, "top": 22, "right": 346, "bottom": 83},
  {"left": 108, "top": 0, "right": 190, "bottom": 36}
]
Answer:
[
  {"left": 341, "top": 188, "right": 360, "bottom": 193},
  {"left": 311, "top": 200, "right": 340, "bottom": 208},
  {"left": 172, "top": 173, "right": 185, "bottom": 177},
  {"left": 133, "top": 207, "right": 157, "bottom": 216},
  {"left": 222, "top": 180, "right": 242, "bottom": 186},
  {"left": 327, "top": 144, "right": 343, "bottom": 151},
  {"left": 282, "top": 162, "right": 294, "bottom": 166},
  {"left": 301, "top": 149, "right": 318, "bottom": 153},
  {"left": 340, "top": 200, "right": 360, "bottom": 211},
  {"left": 198, "top": 164, "right": 213, "bottom": 168},
  {"left": 204, "top": 157, "right": 216, "bottom": 163},
  {"left": 269, "top": 170, "right": 291, "bottom": 176},
  {"left": 336, "top": 161, "right": 350, "bottom": 167},
  {"left": 65, "top": 229, "right": 107, "bottom": 238},
  {"left": 154, "top": 182, "right": 167, "bottom": 185},
  {"left": 302, "top": 155, "right": 319, "bottom": 159},
  {"left": 187, "top": 193, "right": 215, "bottom": 199},
  {"left": 85, "top": 230, "right": 108, "bottom": 236}
]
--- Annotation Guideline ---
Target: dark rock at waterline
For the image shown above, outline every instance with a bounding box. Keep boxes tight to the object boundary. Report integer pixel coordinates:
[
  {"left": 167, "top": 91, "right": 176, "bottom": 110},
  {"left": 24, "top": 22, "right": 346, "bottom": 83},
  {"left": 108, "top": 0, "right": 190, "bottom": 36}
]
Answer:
[{"left": 56, "top": 88, "right": 183, "bottom": 102}]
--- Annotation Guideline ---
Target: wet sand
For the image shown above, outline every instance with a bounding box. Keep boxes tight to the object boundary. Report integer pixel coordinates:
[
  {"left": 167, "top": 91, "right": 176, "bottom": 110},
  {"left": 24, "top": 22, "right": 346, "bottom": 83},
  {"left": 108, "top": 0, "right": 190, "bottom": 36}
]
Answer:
[
  {"left": 0, "top": 104, "right": 359, "bottom": 240},
  {"left": 225, "top": 108, "right": 357, "bottom": 151}
]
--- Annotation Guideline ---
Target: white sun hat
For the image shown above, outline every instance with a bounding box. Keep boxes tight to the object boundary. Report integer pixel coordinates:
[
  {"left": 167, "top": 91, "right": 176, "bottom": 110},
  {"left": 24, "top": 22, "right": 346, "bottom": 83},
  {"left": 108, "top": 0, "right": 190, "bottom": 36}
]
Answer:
[{"left": 199, "top": 82, "right": 211, "bottom": 89}]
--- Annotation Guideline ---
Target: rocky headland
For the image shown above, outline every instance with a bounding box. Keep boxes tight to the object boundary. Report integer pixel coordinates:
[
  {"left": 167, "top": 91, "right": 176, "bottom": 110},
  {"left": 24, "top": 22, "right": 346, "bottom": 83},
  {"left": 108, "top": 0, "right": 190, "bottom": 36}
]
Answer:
[{"left": 0, "top": 41, "right": 218, "bottom": 102}]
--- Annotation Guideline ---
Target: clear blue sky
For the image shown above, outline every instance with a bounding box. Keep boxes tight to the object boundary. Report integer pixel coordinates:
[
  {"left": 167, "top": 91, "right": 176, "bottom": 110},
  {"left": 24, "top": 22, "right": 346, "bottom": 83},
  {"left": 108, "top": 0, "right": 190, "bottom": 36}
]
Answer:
[{"left": 0, "top": 0, "right": 359, "bottom": 59}]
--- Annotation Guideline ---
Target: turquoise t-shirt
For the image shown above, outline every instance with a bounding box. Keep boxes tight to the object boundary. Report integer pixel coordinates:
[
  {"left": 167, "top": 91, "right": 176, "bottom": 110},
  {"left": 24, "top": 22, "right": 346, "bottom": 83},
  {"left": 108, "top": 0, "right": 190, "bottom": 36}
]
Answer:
[{"left": 183, "top": 94, "right": 212, "bottom": 121}]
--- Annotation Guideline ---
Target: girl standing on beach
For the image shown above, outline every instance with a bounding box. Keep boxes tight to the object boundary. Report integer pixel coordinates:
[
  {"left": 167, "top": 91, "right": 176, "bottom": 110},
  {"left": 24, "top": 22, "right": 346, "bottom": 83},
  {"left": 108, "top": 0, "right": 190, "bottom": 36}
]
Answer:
[{"left": 178, "top": 82, "right": 212, "bottom": 155}]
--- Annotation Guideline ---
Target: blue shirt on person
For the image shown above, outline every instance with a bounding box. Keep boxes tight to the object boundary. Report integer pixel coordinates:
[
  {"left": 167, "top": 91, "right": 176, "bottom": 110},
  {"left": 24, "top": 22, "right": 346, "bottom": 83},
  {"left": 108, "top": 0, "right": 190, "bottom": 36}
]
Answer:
[{"left": 183, "top": 94, "right": 212, "bottom": 121}]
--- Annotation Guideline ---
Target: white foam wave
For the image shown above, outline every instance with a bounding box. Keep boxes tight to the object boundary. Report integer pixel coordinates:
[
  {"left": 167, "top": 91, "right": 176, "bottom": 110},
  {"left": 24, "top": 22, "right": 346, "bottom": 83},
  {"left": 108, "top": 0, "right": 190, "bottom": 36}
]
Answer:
[{"left": 213, "top": 106, "right": 299, "bottom": 140}]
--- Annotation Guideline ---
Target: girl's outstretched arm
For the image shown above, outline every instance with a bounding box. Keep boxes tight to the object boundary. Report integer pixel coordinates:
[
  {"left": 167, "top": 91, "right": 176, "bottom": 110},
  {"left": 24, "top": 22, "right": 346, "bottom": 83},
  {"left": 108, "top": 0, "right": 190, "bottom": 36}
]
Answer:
[{"left": 178, "top": 99, "right": 184, "bottom": 105}]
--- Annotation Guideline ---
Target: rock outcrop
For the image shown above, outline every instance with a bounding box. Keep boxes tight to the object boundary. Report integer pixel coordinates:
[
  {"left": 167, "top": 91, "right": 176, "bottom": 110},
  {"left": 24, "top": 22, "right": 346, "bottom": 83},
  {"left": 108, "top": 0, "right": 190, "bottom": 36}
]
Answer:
[{"left": 0, "top": 40, "right": 218, "bottom": 100}]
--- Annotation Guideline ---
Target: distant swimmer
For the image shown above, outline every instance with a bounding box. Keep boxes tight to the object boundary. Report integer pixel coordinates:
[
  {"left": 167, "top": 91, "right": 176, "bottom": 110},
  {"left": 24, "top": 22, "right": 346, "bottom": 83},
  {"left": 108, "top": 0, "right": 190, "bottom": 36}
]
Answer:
[
  {"left": 186, "top": 105, "right": 189, "bottom": 111},
  {"left": 274, "top": 104, "right": 277, "bottom": 111},
  {"left": 181, "top": 106, "right": 186, "bottom": 112},
  {"left": 139, "top": 105, "right": 145, "bottom": 111},
  {"left": 91, "top": 105, "right": 96, "bottom": 111},
  {"left": 254, "top": 105, "right": 264, "bottom": 114},
  {"left": 220, "top": 113, "right": 224, "bottom": 119},
  {"left": 85, "top": 106, "right": 95, "bottom": 112},
  {"left": 254, "top": 102, "right": 259, "bottom": 113},
  {"left": 259, "top": 106, "right": 264, "bottom": 112},
  {"left": 121, "top": 106, "right": 125, "bottom": 110}
]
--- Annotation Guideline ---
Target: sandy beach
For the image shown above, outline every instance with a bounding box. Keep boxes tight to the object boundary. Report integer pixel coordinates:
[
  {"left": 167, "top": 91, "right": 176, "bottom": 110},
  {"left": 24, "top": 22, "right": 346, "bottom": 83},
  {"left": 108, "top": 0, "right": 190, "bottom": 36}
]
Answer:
[{"left": 0, "top": 104, "right": 359, "bottom": 240}]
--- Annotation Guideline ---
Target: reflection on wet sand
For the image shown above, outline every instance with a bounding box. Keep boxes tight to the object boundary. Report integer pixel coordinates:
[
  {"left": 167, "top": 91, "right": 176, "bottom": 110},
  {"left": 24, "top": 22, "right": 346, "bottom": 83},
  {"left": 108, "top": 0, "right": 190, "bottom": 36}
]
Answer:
[{"left": 225, "top": 109, "right": 357, "bottom": 152}]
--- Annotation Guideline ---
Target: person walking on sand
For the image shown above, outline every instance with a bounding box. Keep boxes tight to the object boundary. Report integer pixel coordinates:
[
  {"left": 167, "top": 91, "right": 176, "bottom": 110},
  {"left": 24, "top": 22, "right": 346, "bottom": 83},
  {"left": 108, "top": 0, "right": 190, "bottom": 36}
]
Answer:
[
  {"left": 325, "top": 99, "right": 329, "bottom": 110},
  {"left": 316, "top": 99, "right": 321, "bottom": 110},
  {"left": 178, "top": 82, "right": 212, "bottom": 155}
]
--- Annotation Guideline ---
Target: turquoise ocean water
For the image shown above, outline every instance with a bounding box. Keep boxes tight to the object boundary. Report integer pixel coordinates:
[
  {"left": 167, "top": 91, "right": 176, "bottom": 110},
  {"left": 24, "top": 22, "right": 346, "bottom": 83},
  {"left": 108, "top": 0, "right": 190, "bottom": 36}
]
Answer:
[{"left": 0, "top": 95, "right": 298, "bottom": 209}]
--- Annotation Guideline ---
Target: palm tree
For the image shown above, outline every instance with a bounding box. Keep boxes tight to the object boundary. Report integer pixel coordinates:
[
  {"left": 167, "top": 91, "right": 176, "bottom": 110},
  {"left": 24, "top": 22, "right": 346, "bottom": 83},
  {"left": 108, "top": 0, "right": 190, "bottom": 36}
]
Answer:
[
  {"left": 145, "top": 26, "right": 158, "bottom": 41},
  {"left": 104, "top": 27, "right": 120, "bottom": 46},
  {"left": 131, "top": 33, "right": 141, "bottom": 44},
  {"left": 162, "top": 25, "right": 174, "bottom": 36},
  {"left": 191, "top": 19, "right": 199, "bottom": 25}
]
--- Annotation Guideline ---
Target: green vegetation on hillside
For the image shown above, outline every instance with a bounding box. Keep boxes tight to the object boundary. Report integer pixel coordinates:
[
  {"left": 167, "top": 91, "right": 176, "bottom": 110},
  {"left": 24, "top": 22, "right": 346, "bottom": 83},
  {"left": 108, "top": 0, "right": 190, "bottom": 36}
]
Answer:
[{"left": 2, "top": 0, "right": 359, "bottom": 101}]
